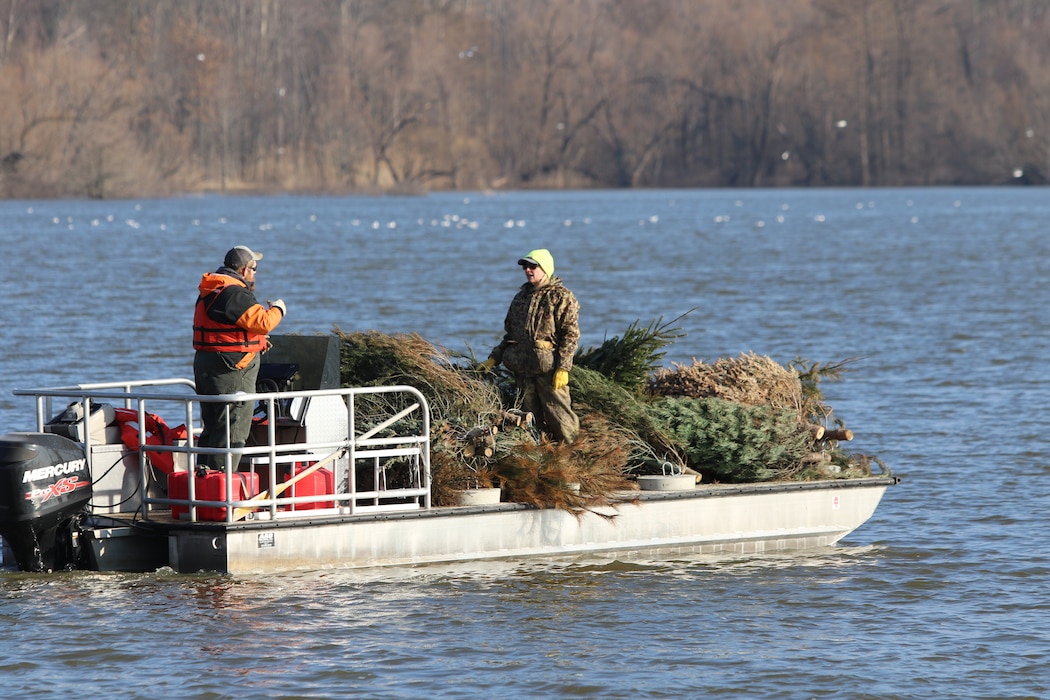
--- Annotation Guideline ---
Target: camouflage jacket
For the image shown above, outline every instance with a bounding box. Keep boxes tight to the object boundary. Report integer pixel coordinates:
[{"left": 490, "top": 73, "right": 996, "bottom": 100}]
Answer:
[{"left": 489, "top": 277, "right": 580, "bottom": 377}]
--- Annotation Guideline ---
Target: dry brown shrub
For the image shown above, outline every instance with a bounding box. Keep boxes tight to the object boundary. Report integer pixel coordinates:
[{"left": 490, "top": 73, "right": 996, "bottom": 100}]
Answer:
[
  {"left": 493, "top": 415, "right": 636, "bottom": 517},
  {"left": 429, "top": 445, "right": 498, "bottom": 506},
  {"left": 337, "top": 328, "right": 507, "bottom": 441},
  {"left": 647, "top": 351, "right": 803, "bottom": 411}
]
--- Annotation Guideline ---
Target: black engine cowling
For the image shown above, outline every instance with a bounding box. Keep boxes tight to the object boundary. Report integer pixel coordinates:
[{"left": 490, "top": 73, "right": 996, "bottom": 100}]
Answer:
[{"left": 0, "top": 433, "right": 91, "bottom": 572}]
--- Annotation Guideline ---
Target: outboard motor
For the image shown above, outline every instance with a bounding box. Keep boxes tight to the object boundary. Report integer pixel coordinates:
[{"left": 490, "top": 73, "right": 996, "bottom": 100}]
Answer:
[{"left": 0, "top": 433, "right": 91, "bottom": 572}]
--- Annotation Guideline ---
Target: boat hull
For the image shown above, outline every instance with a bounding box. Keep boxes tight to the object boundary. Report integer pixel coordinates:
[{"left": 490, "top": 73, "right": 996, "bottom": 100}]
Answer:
[{"left": 97, "top": 477, "right": 896, "bottom": 574}]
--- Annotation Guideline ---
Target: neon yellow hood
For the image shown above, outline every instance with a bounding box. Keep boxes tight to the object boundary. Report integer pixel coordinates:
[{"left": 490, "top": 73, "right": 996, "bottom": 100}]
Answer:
[{"left": 517, "top": 248, "right": 555, "bottom": 278}]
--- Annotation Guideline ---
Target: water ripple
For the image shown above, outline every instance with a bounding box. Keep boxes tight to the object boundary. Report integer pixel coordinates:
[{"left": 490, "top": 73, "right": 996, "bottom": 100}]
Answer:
[{"left": 3, "top": 188, "right": 1050, "bottom": 697}]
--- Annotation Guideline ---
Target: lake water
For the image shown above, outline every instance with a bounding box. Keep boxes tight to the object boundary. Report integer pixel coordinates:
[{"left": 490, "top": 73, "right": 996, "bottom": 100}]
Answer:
[{"left": 1, "top": 188, "right": 1048, "bottom": 698}]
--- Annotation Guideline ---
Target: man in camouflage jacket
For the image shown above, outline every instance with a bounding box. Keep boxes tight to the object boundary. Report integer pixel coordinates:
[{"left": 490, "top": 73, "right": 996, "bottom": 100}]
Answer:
[{"left": 480, "top": 249, "right": 580, "bottom": 443}]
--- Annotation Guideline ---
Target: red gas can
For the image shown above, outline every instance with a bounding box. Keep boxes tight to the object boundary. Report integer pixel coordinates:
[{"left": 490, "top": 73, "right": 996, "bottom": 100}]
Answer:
[
  {"left": 286, "top": 462, "right": 334, "bottom": 510},
  {"left": 169, "top": 471, "right": 260, "bottom": 521}
]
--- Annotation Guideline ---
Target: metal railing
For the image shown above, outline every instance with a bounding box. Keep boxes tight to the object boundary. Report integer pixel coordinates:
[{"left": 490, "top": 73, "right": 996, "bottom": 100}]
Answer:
[{"left": 13, "top": 379, "right": 431, "bottom": 523}]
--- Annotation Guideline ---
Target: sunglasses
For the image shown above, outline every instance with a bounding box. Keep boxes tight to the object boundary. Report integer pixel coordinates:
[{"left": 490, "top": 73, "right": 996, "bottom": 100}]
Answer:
[{"left": 521, "top": 262, "right": 539, "bottom": 270}]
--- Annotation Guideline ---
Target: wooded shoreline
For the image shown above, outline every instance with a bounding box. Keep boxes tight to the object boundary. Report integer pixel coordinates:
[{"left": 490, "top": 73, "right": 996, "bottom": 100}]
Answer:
[{"left": 1, "top": 1, "right": 1047, "bottom": 199}]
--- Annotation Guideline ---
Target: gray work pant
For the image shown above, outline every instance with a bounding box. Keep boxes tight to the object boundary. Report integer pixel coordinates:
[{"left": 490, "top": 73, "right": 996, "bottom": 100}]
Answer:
[{"left": 193, "top": 351, "right": 260, "bottom": 468}]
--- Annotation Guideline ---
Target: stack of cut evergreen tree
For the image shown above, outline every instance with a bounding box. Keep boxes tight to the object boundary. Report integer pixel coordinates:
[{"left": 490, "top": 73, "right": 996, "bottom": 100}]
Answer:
[{"left": 334, "top": 315, "right": 881, "bottom": 512}]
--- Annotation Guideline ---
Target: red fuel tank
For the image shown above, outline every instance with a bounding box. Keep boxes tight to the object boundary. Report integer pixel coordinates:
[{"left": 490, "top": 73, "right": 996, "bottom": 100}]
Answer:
[
  {"left": 286, "top": 462, "right": 334, "bottom": 510},
  {"left": 169, "top": 471, "right": 260, "bottom": 521}
]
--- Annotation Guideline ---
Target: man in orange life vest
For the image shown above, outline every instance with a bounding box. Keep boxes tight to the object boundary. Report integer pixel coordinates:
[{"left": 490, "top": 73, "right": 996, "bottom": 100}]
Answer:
[{"left": 192, "top": 245, "right": 286, "bottom": 471}]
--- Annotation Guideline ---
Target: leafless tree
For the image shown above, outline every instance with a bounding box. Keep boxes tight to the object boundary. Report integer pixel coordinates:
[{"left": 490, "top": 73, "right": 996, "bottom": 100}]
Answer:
[{"left": 0, "top": 0, "right": 1048, "bottom": 196}]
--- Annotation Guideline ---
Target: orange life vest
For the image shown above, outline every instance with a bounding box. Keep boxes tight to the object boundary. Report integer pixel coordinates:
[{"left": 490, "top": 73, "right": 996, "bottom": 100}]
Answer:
[
  {"left": 113, "top": 408, "right": 188, "bottom": 474},
  {"left": 192, "top": 277, "right": 268, "bottom": 354}
]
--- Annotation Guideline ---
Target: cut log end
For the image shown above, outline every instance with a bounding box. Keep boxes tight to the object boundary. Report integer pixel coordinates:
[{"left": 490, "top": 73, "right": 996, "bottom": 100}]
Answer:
[{"left": 505, "top": 409, "right": 534, "bottom": 427}]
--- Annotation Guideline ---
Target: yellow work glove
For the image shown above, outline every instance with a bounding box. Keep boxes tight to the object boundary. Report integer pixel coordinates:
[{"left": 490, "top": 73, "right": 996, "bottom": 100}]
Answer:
[
  {"left": 478, "top": 358, "right": 497, "bottom": 373},
  {"left": 553, "top": 368, "right": 569, "bottom": 390}
]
